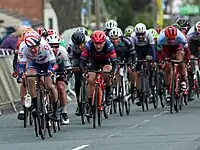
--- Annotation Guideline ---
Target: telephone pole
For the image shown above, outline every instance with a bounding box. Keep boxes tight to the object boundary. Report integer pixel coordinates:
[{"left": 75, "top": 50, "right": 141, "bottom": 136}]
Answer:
[{"left": 94, "top": 0, "right": 101, "bottom": 29}]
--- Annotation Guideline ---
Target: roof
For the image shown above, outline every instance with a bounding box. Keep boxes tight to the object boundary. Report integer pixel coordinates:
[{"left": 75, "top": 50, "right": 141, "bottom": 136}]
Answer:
[{"left": 0, "top": 8, "right": 43, "bottom": 27}]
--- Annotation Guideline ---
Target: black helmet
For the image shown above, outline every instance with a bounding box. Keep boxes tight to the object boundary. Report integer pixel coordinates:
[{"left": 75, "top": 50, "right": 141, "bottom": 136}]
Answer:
[
  {"left": 71, "top": 31, "right": 85, "bottom": 45},
  {"left": 176, "top": 18, "right": 189, "bottom": 28}
]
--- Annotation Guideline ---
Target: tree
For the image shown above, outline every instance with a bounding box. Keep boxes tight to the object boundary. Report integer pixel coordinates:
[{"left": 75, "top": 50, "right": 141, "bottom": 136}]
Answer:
[
  {"left": 103, "top": 0, "right": 152, "bottom": 30},
  {"left": 50, "top": 0, "right": 83, "bottom": 33}
]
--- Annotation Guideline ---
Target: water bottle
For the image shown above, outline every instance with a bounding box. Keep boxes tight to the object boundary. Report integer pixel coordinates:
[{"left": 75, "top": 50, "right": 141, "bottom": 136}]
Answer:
[{"left": 25, "top": 94, "right": 32, "bottom": 108}]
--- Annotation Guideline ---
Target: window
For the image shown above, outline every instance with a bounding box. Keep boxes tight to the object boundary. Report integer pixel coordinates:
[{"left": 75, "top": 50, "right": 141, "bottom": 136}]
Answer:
[{"left": 48, "top": 18, "right": 53, "bottom": 29}]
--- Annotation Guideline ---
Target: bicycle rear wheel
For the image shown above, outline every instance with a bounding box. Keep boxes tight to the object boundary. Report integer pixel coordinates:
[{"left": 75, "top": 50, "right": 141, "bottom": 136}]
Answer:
[{"left": 37, "top": 90, "right": 47, "bottom": 140}]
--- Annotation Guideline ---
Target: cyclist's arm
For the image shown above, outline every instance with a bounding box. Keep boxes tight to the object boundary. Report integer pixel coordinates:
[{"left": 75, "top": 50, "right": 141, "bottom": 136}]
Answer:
[
  {"left": 59, "top": 46, "right": 72, "bottom": 70},
  {"left": 80, "top": 45, "right": 89, "bottom": 73},
  {"left": 148, "top": 33, "right": 156, "bottom": 61},
  {"left": 108, "top": 44, "right": 117, "bottom": 74}
]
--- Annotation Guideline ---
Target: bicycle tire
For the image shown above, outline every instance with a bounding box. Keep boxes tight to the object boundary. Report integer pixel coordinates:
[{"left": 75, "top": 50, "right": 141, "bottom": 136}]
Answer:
[
  {"left": 152, "top": 73, "right": 158, "bottom": 109},
  {"left": 24, "top": 107, "right": 28, "bottom": 128},
  {"left": 171, "top": 75, "right": 176, "bottom": 114},
  {"left": 80, "top": 83, "right": 86, "bottom": 125},
  {"left": 29, "top": 108, "right": 33, "bottom": 126},
  {"left": 92, "top": 86, "right": 98, "bottom": 129},
  {"left": 141, "top": 92, "right": 145, "bottom": 112},
  {"left": 125, "top": 81, "right": 131, "bottom": 115},
  {"left": 98, "top": 109, "right": 102, "bottom": 127},
  {"left": 33, "top": 116, "right": 38, "bottom": 137},
  {"left": 118, "top": 77, "right": 124, "bottom": 117},
  {"left": 196, "top": 70, "right": 200, "bottom": 98},
  {"left": 37, "top": 90, "right": 46, "bottom": 140}
]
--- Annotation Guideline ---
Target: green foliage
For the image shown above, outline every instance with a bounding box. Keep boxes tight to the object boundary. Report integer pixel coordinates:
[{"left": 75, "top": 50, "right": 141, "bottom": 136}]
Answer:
[{"left": 103, "top": 0, "right": 152, "bottom": 30}]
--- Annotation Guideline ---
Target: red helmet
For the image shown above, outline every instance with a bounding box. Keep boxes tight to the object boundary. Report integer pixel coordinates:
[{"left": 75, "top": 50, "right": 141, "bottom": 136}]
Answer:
[
  {"left": 48, "top": 29, "right": 57, "bottom": 35},
  {"left": 91, "top": 30, "right": 106, "bottom": 43},
  {"left": 156, "top": 27, "right": 162, "bottom": 34},
  {"left": 164, "top": 26, "right": 178, "bottom": 40}
]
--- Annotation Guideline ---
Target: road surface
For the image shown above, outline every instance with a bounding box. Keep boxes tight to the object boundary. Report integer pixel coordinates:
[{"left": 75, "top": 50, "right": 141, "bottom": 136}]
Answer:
[{"left": 1, "top": 99, "right": 200, "bottom": 150}]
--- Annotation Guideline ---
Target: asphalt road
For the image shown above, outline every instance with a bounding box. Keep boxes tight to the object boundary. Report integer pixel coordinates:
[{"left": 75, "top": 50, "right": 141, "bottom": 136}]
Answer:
[{"left": 1, "top": 99, "right": 200, "bottom": 150}]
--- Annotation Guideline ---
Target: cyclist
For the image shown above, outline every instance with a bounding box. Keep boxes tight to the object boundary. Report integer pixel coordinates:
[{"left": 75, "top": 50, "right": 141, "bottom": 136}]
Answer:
[
  {"left": 80, "top": 30, "right": 117, "bottom": 112},
  {"left": 176, "top": 18, "right": 190, "bottom": 35},
  {"left": 172, "top": 23, "right": 181, "bottom": 30},
  {"left": 157, "top": 26, "right": 190, "bottom": 105},
  {"left": 47, "top": 29, "right": 67, "bottom": 48},
  {"left": 124, "top": 25, "right": 134, "bottom": 37},
  {"left": 69, "top": 31, "right": 86, "bottom": 116},
  {"left": 46, "top": 34, "right": 72, "bottom": 125},
  {"left": 104, "top": 19, "right": 118, "bottom": 37},
  {"left": 148, "top": 28, "right": 159, "bottom": 43},
  {"left": 129, "top": 23, "right": 156, "bottom": 106},
  {"left": 187, "top": 21, "right": 200, "bottom": 100},
  {"left": 68, "top": 27, "right": 90, "bottom": 54},
  {"left": 109, "top": 27, "right": 137, "bottom": 96},
  {"left": 17, "top": 32, "right": 59, "bottom": 116}
]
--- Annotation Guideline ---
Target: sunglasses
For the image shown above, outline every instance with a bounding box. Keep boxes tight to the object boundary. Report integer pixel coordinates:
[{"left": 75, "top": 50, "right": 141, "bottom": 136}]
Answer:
[
  {"left": 50, "top": 45, "right": 59, "bottom": 49},
  {"left": 136, "top": 33, "right": 145, "bottom": 36}
]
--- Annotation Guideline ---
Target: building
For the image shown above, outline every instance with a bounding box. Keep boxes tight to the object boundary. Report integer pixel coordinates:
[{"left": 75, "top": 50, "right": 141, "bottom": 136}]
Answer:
[{"left": 0, "top": 0, "right": 59, "bottom": 37}]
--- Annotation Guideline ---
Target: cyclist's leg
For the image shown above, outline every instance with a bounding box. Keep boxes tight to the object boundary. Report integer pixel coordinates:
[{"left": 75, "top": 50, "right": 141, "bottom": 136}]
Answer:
[
  {"left": 162, "top": 46, "right": 174, "bottom": 104},
  {"left": 56, "top": 63, "right": 69, "bottom": 124},
  {"left": 87, "top": 62, "right": 99, "bottom": 108},
  {"left": 175, "top": 45, "right": 187, "bottom": 93},
  {"left": 44, "top": 63, "right": 58, "bottom": 110},
  {"left": 26, "top": 61, "right": 37, "bottom": 111},
  {"left": 103, "top": 64, "right": 112, "bottom": 105},
  {"left": 17, "top": 80, "right": 26, "bottom": 120}
]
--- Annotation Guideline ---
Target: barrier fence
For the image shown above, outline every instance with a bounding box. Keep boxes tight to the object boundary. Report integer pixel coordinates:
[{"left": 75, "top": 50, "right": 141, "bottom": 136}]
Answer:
[{"left": 0, "top": 49, "right": 76, "bottom": 115}]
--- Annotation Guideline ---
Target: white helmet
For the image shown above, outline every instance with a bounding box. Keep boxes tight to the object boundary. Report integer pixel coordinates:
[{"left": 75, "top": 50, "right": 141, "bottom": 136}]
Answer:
[
  {"left": 105, "top": 20, "right": 118, "bottom": 30},
  {"left": 135, "top": 23, "right": 147, "bottom": 34},
  {"left": 46, "top": 34, "right": 61, "bottom": 44},
  {"left": 76, "top": 27, "right": 88, "bottom": 35},
  {"left": 109, "top": 27, "right": 123, "bottom": 38},
  {"left": 195, "top": 21, "right": 200, "bottom": 33}
]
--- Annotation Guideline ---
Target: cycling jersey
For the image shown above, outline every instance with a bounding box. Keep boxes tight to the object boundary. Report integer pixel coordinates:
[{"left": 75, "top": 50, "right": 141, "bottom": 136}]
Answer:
[
  {"left": 187, "top": 26, "right": 200, "bottom": 42},
  {"left": 130, "top": 31, "right": 155, "bottom": 47},
  {"left": 113, "top": 36, "right": 135, "bottom": 62},
  {"left": 69, "top": 43, "right": 82, "bottom": 67},
  {"left": 81, "top": 39, "right": 117, "bottom": 62},
  {"left": 54, "top": 45, "right": 71, "bottom": 70},
  {"left": 130, "top": 31, "right": 156, "bottom": 61},
  {"left": 157, "top": 29, "right": 188, "bottom": 50},
  {"left": 18, "top": 37, "right": 56, "bottom": 73},
  {"left": 80, "top": 39, "right": 117, "bottom": 72}
]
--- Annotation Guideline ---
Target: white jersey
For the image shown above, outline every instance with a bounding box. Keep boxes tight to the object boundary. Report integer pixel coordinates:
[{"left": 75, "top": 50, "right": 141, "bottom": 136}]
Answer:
[
  {"left": 129, "top": 31, "right": 155, "bottom": 48},
  {"left": 18, "top": 37, "right": 56, "bottom": 64},
  {"left": 55, "top": 45, "right": 72, "bottom": 70},
  {"left": 187, "top": 26, "right": 200, "bottom": 42}
]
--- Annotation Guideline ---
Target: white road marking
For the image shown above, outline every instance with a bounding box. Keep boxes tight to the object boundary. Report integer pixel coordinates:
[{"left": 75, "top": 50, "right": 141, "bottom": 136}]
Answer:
[
  {"left": 108, "top": 111, "right": 167, "bottom": 138},
  {"left": 108, "top": 132, "right": 121, "bottom": 138},
  {"left": 152, "top": 111, "right": 168, "bottom": 118},
  {"left": 71, "top": 145, "right": 90, "bottom": 150}
]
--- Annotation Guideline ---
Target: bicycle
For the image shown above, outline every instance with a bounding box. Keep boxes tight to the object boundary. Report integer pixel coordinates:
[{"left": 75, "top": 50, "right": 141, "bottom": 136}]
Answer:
[
  {"left": 88, "top": 69, "right": 111, "bottom": 129},
  {"left": 138, "top": 59, "right": 151, "bottom": 112},
  {"left": 22, "top": 75, "right": 33, "bottom": 128},
  {"left": 188, "top": 58, "right": 200, "bottom": 100},
  {"left": 149, "top": 62, "right": 159, "bottom": 109},
  {"left": 26, "top": 72, "right": 53, "bottom": 140},
  {"left": 164, "top": 59, "right": 187, "bottom": 114},
  {"left": 113, "top": 61, "right": 131, "bottom": 116}
]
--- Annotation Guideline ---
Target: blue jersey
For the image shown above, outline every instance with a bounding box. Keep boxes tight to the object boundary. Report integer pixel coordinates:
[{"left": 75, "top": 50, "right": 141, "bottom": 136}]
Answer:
[{"left": 157, "top": 29, "right": 188, "bottom": 51}]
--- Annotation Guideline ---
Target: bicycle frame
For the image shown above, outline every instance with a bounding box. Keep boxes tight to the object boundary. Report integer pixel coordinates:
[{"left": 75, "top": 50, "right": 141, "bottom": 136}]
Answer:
[{"left": 92, "top": 72, "right": 104, "bottom": 111}]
